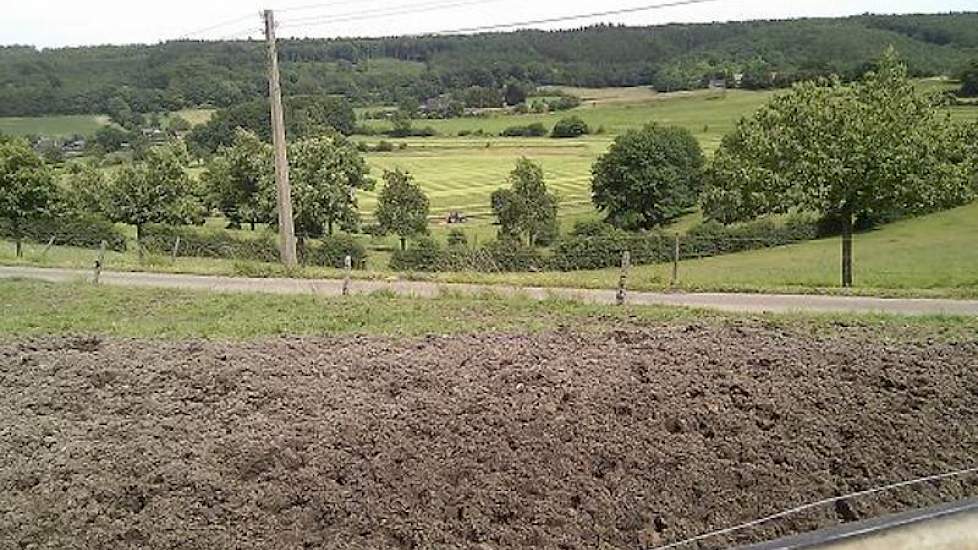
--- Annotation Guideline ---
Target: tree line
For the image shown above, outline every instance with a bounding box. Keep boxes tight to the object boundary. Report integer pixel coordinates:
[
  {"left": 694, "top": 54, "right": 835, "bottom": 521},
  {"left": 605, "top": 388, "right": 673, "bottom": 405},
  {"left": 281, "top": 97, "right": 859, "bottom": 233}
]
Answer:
[{"left": 2, "top": 12, "right": 977, "bottom": 117}]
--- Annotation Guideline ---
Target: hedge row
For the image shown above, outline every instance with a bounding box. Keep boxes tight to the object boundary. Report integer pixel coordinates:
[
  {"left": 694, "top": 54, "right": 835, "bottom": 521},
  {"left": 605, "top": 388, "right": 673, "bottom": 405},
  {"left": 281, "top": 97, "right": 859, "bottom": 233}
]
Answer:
[
  {"left": 141, "top": 224, "right": 367, "bottom": 268},
  {"left": 141, "top": 224, "right": 280, "bottom": 262},
  {"left": 550, "top": 215, "right": 820, "bottom": 271},
  {"left": 0, "top": 215, "right": 128, "bottom": 252},
  {"left": 390, "top": 238, "right": 545, "bottom": 273},
  {"left": 390, "top": 215, "right": 821, "bottom": 273}
]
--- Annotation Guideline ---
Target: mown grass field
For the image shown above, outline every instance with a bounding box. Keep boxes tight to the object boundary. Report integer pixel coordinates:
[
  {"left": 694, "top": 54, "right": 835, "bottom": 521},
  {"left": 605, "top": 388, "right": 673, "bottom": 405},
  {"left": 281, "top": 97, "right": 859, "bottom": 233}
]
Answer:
[
  {"left": 363, "top": 88, "right": 771, "bottom": 152},
  {"left": 0, "top": 114, "right": 109, "bottom": 137},
  {"left": 356, "top": 83, "right": 976, "bottom": 225}
]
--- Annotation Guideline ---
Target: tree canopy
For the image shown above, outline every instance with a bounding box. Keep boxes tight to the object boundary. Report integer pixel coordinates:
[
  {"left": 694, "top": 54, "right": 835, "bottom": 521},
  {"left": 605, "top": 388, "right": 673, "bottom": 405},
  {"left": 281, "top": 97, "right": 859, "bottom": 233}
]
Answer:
[
  {"left": 375, "top": 169, "right": 430, "bottom": 250},
  {"left": 187, "top": 95, "right": 356, "bottom": 155},
  {"left": 960, "top": 60, "right": 978, "bottom": 97},
  {"left": 0, "top": 139, "right": 56, "bottom": 256},
  {"left": 271, "top": 135, "right": 373, "bottom": 238},
  {"left": 591, "top": 123, "right": 704, "bottom": 230},
  {"left": 491, "top": 158, "right": 559, "bottom": 247},
  {"left": 201, "top": 129, "right": 273, "bottom": 229},
  {"left": 1, "top": 13, "right": 975, "bottom": 117},
  {"left": 702, "top": 50, "right": 976, "bottom": 286},
  {"left": 101, "top": 142, "right": 205, "bottom": 245}
]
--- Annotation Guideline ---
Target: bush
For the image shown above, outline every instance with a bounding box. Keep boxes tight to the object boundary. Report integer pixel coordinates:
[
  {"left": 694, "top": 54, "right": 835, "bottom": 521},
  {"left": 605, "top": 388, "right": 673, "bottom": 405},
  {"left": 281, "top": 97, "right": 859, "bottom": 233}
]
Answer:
[
  {"left": 550, "top": 222, "right": 671, "bottom": 271},
  {"left": 500, "top": 123, "right": 548, "bottom": 137},
  {"left": 551, "top": 116, "right": 590, "bottom": 138},
  {"left": 446, "top": 228, "right": 468, "bottom": 248},
  {"left": 684, "top": 215, "right": 819, "bottom": 258},
  {"left": 548, "top": 96, "right": 582, "bottom": 111},
  {"left": 303, "top": 234, "right": 367, "bottom": 268},
  {"left": 390, "top": 236, "right": 442, "bottom": 271},
  {"left": 141, "top": 224, "right": 280, "bottom": 262},
  {"left": 0, "top": 214, "right": 127, "bottom": 252},
  {"left": 374, "top": 140, "right": 394, "bottom": 152}
]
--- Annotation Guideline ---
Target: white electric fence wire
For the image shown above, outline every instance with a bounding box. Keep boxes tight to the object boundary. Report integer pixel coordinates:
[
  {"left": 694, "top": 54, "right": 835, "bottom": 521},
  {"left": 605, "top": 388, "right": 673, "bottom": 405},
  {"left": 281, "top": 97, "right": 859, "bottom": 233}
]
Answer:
[{"left": 650, "top": 465, "right": 978, "bottom": 550}]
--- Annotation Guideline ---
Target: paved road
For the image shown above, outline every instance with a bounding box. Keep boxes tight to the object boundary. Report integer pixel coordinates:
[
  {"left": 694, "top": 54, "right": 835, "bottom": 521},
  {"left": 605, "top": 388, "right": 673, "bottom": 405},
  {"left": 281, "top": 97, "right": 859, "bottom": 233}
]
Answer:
[{"left": 2, "top": 265, "right": 977, "bottom": 316}]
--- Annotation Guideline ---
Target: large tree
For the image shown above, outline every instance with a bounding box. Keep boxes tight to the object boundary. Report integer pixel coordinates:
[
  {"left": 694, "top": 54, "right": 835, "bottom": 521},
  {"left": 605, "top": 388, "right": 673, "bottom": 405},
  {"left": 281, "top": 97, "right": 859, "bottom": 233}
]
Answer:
[
  {"left": 591, "top": 123, "right": 704, "bottom": 230},
  {"left": 703, "top": 50, "right": 976, "bottom": 287},
  {"left": 0, "top": 140, "right": 56, "bottom": 257},
  {"left": 960, "top": 60, "right": 978, "bottom": 98},
  {"left": 102, "top": 142, "right": 205, "bottom": 255},
  {"left": 201, "top": 129, "right": 273, "bottom": 230},
  {"left": 274, "top": 134, "right": 373, "bottom": 238},
  {"left": 376, "top": 169, "right": 430, "bottom": 251},
  {"left": 491, "top": 158, "right": 559, "bottom": 247}
]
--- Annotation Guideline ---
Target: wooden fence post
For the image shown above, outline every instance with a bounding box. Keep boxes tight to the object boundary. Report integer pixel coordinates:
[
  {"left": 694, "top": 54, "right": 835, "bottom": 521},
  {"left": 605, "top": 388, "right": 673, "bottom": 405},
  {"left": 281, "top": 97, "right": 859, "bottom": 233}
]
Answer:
[
  {"left": 171, "top": 236, "right": 181, "bottom": 261},
  {"left": 41, "top": 236, "right": 56, "bottom": 257},
  {"left": 616, "top": 250, "right": 630, "bottom": 306},
  {"left": 93, "top": 240, "right": 106, "bottom": 285},
  {"left": 342, "top": 255, "right": 352, "bottom": 296},
  {"left": 671, "top": 234, "right": 680, "bottom": 287}
]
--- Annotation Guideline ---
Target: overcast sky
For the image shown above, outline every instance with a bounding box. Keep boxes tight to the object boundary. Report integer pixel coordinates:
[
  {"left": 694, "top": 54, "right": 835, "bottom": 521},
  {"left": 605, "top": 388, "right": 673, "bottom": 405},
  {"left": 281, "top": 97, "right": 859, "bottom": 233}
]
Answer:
[{"left": 4, "top": 0, "right": 976, "bottom": 49}]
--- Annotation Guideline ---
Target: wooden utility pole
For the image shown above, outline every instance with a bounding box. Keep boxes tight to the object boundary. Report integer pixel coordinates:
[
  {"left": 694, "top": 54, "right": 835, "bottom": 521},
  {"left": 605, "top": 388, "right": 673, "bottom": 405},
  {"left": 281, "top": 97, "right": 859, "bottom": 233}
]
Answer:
[{"left": 263, "top": 9, "right": 298, "bottom": 268}]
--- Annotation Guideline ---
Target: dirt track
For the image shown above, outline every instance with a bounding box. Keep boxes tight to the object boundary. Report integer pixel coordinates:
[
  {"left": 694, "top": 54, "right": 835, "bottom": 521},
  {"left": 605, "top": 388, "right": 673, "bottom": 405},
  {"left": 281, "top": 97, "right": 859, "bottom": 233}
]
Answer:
[{"left": 2, "top": 325, "right": 977, "bottom": 549}]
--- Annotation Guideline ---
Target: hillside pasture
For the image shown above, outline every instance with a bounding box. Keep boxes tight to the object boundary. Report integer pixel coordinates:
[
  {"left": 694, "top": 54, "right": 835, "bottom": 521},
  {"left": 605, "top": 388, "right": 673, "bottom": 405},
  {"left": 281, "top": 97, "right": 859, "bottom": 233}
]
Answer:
[{"left": 0, "top": 114, "right": 109, "bottom": 137}]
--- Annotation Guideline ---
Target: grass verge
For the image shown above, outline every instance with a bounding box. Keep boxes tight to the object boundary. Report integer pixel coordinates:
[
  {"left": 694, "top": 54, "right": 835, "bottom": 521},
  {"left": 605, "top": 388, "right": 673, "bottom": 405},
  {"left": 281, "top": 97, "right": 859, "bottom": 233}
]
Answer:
[{"left": 1, "top": 279, "right": 976, "bottom": 341}]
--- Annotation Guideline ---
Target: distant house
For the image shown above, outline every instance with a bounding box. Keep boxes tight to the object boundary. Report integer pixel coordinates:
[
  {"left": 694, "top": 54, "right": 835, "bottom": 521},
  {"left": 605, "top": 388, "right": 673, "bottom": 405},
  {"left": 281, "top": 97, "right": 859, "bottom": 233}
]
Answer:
[
  {"left": 420, "top": 94, "right": 453, "bottom": 114},
  {"left": 63, "top": 138, "right": 87, "bottom": 157},
  {"left": 141, "top": 128, "right": 167, "bottom": 143}
]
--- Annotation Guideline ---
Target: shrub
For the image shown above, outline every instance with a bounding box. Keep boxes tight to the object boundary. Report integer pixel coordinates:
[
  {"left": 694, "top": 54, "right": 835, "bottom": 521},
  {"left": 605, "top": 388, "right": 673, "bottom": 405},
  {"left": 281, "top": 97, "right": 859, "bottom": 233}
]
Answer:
[
  {"left": 550, "top": 222, "right": 672, "bottom": 271},
  {"left": 0, "top": 214, "right": 128, "bottom": 252},
  {"left": 446, "top": 228, "right": 468, "bottom": 248},
  {"left": 390, "top": 236, "right": 442, "bottom": 271},
  {"left": 141, "top": 224, "right": 280, "bottom": 262},
  {"left": 683, "top": 215, "right": 819, "bottom": 257},
  {"left": 303, "top": 234, "right": 367, "bottom": 268},
  {"left": 549, "top": 96, "right": 582, "bottom": 111},
  {"left": 439, "top": 239, "right": 545, "bottom": 272},
  {"left": 551, "top": 116, "right": 590, "bottom": 138},
  {"left": 500, "top": 123, "right": 548, "bottom": 137},
  {"left": 374, "top": 140, "right": 394, "bottom": 152}
]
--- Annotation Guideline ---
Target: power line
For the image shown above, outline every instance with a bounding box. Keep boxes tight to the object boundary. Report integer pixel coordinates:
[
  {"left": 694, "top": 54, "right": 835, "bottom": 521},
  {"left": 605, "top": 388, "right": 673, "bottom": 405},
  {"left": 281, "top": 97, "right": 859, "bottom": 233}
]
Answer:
[
  {"left": 177, "top": 13, "right": 257, "bottom": 40},
  {"left": 429, "top": 0, "right": 719, "bottom": 34},
  {"left": 278, "top": 0, "right": 504, "bottom": 31},
  {"left": 276, "top": 0, "right": 383, "bottom": 14}
]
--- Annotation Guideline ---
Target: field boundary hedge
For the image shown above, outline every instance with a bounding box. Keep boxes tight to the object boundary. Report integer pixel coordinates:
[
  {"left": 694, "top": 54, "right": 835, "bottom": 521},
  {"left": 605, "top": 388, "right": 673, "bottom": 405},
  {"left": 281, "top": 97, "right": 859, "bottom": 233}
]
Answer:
[
  {"left": 0, "top": 215, "right": 128, "bottom": 252},
  {"left": 141, "top": 224, "right": 367, "bottom": 268},
  {"left": 390, "top": 215, "right": 823, "bottom": 273}
]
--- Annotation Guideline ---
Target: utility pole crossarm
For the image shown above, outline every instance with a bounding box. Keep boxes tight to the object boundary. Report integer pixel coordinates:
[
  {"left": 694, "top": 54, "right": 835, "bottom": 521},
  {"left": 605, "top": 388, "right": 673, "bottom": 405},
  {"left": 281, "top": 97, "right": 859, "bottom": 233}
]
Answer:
[{"left": 264, "top": 9, "right": 298, "bottom": 268}]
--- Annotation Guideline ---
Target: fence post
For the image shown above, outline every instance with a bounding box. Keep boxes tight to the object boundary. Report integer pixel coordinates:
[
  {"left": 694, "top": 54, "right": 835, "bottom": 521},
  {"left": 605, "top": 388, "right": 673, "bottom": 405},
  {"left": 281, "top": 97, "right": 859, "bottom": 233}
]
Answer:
[
  {"left": 171, "top": 236, "right": 181, "bottom": 261},
  {"left": 41, "top": 236, "right": 56, "bottom": 257},
  {"left": 616, "top": 250, "right": 630, "bottom": 306},
  {"left": 93, "top": 240, "right": 106, "bottom": 285},
  {"left": 342, "top": 255, "right": 352, "bottom": 296},
  {"left": 671, "top": 234, "right": 680, "bottom": 287}
]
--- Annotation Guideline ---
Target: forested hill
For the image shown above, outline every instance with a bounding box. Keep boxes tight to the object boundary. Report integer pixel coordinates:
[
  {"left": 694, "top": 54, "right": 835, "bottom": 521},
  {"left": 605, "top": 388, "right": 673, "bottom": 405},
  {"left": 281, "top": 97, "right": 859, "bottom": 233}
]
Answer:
[{"left": 2, "top": 12, "right": 977, "bottom": 117}]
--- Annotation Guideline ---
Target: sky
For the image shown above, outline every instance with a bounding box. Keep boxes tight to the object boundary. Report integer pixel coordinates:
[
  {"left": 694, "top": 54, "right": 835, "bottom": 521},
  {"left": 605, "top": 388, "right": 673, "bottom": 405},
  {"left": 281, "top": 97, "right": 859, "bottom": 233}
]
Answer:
[{"left": 3, "top": 0, "right": 976, "bottom": 48}]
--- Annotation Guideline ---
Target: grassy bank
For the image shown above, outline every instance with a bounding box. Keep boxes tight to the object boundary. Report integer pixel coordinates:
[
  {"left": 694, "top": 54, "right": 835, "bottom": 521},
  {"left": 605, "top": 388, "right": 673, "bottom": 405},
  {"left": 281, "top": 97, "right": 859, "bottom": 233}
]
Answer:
[{"left": 1, "top": 279, "right": 976, "bottom": 340}]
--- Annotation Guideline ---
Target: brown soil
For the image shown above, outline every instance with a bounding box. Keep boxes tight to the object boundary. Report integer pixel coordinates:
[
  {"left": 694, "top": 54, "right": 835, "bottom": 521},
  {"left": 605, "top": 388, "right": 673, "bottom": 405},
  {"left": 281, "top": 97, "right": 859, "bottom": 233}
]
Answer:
[{"left": 1, "top": 324, "right": 977, "bottom": 549}]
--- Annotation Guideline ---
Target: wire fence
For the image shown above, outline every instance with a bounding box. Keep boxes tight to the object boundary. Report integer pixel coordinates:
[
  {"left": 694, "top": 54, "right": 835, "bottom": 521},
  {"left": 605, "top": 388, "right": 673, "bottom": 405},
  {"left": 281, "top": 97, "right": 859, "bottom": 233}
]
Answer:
[{"left": 3, "top": 223, "right": 972, "bottom": 293}]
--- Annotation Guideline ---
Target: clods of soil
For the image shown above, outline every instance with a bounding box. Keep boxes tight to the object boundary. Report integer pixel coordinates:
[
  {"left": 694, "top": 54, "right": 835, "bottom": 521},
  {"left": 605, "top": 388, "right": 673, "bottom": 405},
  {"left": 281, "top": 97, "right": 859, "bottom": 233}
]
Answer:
[{"left": 1, "top": 325, "right": 976, "bottom": 549}]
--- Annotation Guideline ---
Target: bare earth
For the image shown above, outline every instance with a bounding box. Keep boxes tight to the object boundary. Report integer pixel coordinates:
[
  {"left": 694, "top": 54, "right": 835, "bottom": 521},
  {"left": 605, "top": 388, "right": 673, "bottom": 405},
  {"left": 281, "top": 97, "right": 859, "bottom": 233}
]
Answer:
[{"left": 2, "top": 324, "right": 977, "bottom": 549}]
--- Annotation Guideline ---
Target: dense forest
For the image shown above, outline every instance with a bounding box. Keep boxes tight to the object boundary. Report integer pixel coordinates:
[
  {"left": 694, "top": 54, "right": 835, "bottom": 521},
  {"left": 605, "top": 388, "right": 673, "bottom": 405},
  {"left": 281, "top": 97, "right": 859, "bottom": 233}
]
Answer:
[{"left": 1, "top": 12, "right": 976, "bottom": 117}]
